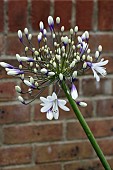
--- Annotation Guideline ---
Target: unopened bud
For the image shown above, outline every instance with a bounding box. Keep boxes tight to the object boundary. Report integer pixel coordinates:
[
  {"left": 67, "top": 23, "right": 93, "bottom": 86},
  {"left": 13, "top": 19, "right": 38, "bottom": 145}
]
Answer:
[
  {"left": 15, "top": 86, "right": 21, "bottom": 93},
  {"left": 59, "top": 73, "right": 63, "bottom": 81}
]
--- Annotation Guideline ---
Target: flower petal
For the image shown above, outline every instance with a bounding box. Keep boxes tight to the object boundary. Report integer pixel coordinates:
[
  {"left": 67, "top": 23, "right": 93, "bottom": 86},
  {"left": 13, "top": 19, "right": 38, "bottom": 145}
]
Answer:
[
  {"left": 58, "top": 102, "right": 70, "bottom": 111},
  {"left": 41, "top": 102, "right": 52, "bottom": 112},
  {"left": 58, "top": 99, "right": 66, "bottom": 105},
  {"left": 40, "top": 96, "right": 49, "bottom": 103},
  {"left": 52, "top": 92, "right": 57, "bottom": 100},
  {"left": 71, "top": 83, "right": 78, "bottom": 100},
  {"left": 46, "top": 110, "right": 53, "bottom": 120},
  {"left": 52, "top": 101, "right": 59, "bottom": 119},
  {"left": 92, "top": 68, "right": 100, "bottom": 82}
]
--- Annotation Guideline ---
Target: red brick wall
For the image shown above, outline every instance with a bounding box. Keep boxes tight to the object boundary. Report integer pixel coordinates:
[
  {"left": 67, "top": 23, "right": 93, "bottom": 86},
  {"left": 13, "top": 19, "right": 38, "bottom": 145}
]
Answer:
[{"left": 0, "top": 0, "right": 113, "bottom": 170}]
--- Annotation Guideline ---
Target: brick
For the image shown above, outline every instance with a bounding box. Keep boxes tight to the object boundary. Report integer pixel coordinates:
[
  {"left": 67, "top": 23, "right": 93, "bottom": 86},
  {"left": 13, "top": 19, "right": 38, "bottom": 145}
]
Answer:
[
  {"left": 76, "top": 0, "right": 93, "bottom": 30},
  {"left": 6, "top": 35, "right": 24, "bottom": 55},
  {"left": 8, "top": 0, "right": 27, "bottom": 32},
  {"left": 103, "top": 55, "right": 113, "bottom": 74},
  {"left": 0, "top": 104, "right": 30, "bottom": 124},
  {"left": 34, "top": 103, "right": 46, "bottom": 121},
  {"left": 82, "top": 78, "right": 112, "bottom": 96},
  {"left": 3, "top": 123, "right": 63, "bottom": 144},
  {"left": 64, "top": 158, "right": 111, "bottom": 170},
  {"left": 98, "top": 0, "right": 113, "bottom": 30},
  {"left": 0, "top": 163, "right": 62, "bottom": 170},
  {"left": 98, "top": 138, "right": 113, "bottom": 156},
  {"left": 35, "top": 141, "right": 93, "bottom": 163},
  {"left": 67, "top": 119, "right": 113, "bottom": 140},
  {"left": 0, "top": 0, "right": 4, "bottom": 32},
  {"left": 96, "top": 99, "right": 113, "bottom": 117},
  {"left": 31, "top": 0, "right": 50, "bottom": 31},
  {"left": 54, "top": 0, "right": 72, "bottom": 30},
  {"left": 0, "top": 81, "right": 17, "bottom": 101},
  {"left": 0, "top": 35, "right": 5, "bottom": 56},
  {"left": 0, "top": 146, "right": 32, "bottom": 166},
  {"left": 89, "top": 33, "right": 113, "bottom": 53},
  {"left": 64, "top": 159, "right": 102, "bottom": 170}
]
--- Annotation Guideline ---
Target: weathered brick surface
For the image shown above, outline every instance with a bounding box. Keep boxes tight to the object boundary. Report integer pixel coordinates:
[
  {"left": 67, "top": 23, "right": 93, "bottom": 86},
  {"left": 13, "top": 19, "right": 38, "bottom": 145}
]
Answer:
[
  {"left": 0, "top": 104, "right": 30, "bottom": 124},
  {"left": 76, "top": 0, "right": 93, "bottom": 30},
  {"left": 3, "top": 123, "right": 63, "bottom": 144},
  {"left": 31, "top": 0, "right": 50, "bottom": 31},
  {"left": 5, "top": 35, "right": 24, "bottom": 55},
  {"left": 8, "top": 0, "right": 27, "bottom": 32},
  {"left": 82, "top": 78, "right": 112, "bottom": 96},
  {"left": 0, "top": 163, "right": 62, "bottom": 170},
  {"left": 0, "top": 35, "right": 5, "bottom": 56},
  {"left": 0, "top": 81, "right": 17, "bottom": 101},
  {"left": 0, "top": 146, "right": 32, "bottom": 166},
  {"left": 96, "top": 99, "right": 113, "bottom": 117},
  {"left": 89, "top": 34, "right": 113, "bottom": 53},
  {"left": 64, "top": 158, "right": 113, "bottom": 170},
  {"left": 98, "top": 138, "right": 113, "bottom": 156},
  {"left": 54, "top": 0, "right": 72, "bottom": 30},
  {"left": 67, "top": 119, "right": 113, "bottom": 140},
  {"left": 35, "top": 141, "right": 93, "bottom": 163},
  {"left": 0, "top": 0, "right": 4, "bottom": 32},
  {"left": 98, "top": 0, "right": 113, "bottom": 30}
]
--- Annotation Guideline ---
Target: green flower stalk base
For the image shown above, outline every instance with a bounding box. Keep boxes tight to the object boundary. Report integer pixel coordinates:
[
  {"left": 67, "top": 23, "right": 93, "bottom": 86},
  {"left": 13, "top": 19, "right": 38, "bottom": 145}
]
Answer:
[{"left": 61, "top": 81, "right": 111, "bottom": 170}]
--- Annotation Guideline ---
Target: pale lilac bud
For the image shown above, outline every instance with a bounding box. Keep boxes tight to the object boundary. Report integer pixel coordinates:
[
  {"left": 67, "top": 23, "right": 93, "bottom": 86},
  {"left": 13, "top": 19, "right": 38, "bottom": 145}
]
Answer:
[
  {"left": 77, "top": 101, "right": 87, "bottom": 107},
  {"left": 56, "top": 17, "right": 60, "bottom": 24},
  {"left": 24, "top": 80, "right": 35, "bottom": 89},
  {"left": 20, "top": 56, "right": 34, "bottom": 62},
  {"left": 74, "top": 26, "right": 78, "bottom": 33},
  {"left": 28, "top": 34, "right": 32, "bottom": 40},
  {"left": 38, "top": 32, "right": 42, "bottom": 42},
  {"left": 98, "top": 45, "right": 102, "bottom": 52},
  {"left": 18, "top": 96, "right": 25, "bottom": 104},
  {"left": 15, "top": 86, "right": 22, "bottom": 93},
  {"left": 0, "top": 62, "right": 14, "bottom": 69},
  {"left": 59, "top": 73, "right": 63, "bottom": 81},
  {"left": 18, "top": 30, "right": 22, "bottom": 41},
  {"left": 24, "top": 28, "right": 28, "bottom": 35},
  {"left": 43, "top": 29, "right": 47, "bottom": 37},
  {"left": 48, "top": 16, "right": 54, "bottom": 30},
  {"left": 39, "top": 21, "right": 44, "bottom": 32},
  {"left": 41, "top": 68, "right": 48, "bottom": 74}
]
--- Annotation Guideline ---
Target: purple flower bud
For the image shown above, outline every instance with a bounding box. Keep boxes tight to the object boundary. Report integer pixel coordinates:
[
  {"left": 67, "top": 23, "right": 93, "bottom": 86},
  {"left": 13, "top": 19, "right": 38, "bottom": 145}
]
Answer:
[
  {"left": 48, "top": 16, "right": 54, "bottom": 31},
  {"left": 0, "top": 62, "right": 14, "bottom": 69},
  {"left": 7, "top": 69, "right": 24, "bottom": 75}
]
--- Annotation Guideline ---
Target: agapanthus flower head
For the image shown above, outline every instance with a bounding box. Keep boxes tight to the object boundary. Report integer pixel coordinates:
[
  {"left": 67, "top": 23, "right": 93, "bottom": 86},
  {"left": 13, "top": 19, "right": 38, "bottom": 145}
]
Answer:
[{"left": 0, "top": 16, "right": 108, "bottom": 119}]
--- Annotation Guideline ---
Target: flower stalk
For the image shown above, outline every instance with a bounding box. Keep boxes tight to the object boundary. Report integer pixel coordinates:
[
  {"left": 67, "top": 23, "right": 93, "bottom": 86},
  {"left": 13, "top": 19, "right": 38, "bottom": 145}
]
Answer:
[{"left": 61, "top": 80, "right": 111, "bottom": 170}]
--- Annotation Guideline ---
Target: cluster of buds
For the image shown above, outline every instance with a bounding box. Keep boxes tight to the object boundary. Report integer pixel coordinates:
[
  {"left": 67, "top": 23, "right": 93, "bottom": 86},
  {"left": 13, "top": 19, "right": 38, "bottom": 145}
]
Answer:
[{"left": 0, "top": 16, "right": 108, "bottom": 119}]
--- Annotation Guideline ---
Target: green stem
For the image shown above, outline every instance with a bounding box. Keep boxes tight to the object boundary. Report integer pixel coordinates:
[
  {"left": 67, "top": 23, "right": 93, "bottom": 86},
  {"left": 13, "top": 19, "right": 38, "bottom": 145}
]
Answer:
[{"left": 61, "top": 81, "right": 111, "bottom": 170}]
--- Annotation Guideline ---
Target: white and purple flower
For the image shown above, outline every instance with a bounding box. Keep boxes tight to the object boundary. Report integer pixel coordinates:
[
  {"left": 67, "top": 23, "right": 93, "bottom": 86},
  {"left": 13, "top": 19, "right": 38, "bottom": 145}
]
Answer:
[
  {"left": 40, "top": 92, "right": 70, "bottom": 120},
  {"left": 87, "top": 58, "right": 108, "bottom": 82}
]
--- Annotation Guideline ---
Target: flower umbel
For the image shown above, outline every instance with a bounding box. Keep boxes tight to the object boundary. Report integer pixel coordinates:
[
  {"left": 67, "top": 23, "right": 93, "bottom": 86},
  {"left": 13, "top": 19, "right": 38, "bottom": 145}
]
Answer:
[
  {"left": 0, "top": 16, "right": 108, "bottom": 116},
  {"left": 40, "top": 92, "right": 70, "bottom": 120}
]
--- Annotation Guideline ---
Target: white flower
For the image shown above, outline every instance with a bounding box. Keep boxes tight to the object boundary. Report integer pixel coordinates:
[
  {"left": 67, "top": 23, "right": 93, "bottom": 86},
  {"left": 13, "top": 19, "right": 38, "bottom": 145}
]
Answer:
[
  {"left": 40, "top": 92, "right": 70, "bottom": 120},
  {"left": 88, "top": 58, "right": 108, "bottom": 82}
]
